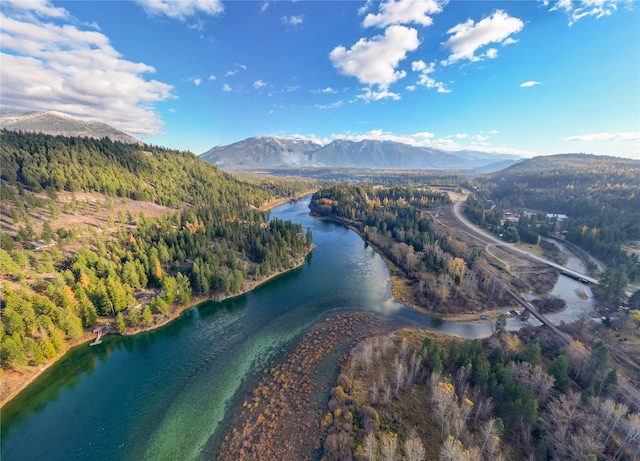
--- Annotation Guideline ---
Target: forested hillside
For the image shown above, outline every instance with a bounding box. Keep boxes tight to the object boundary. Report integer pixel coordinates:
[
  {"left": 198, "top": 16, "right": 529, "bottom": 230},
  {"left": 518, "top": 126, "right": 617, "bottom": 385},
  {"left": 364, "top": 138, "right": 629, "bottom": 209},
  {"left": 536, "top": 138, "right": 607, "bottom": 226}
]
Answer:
[
  {"left": 0, "top": 131, "right": 314, "bottom": 377},
  {"left": 466, "top": 154, "right": 640, "bottom": 283}
]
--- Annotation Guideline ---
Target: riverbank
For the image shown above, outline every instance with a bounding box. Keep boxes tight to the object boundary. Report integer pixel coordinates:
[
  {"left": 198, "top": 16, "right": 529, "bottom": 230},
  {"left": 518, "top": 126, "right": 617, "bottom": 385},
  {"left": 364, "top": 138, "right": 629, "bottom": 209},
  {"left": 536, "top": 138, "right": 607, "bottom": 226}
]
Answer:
[
  {"left": 216, "top": 311, "right": 402, "bottom": 460},
  {"left": 1, "top": 194, "right": 316, "bottom": 408}
]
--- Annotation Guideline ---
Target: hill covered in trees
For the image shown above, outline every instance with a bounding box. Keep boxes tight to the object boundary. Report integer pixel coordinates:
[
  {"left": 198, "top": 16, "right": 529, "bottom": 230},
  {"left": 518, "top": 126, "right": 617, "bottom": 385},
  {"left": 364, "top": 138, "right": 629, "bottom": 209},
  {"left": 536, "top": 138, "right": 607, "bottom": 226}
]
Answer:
[{"left": 0, "top": 131, "right": 315, "bottom": 389}]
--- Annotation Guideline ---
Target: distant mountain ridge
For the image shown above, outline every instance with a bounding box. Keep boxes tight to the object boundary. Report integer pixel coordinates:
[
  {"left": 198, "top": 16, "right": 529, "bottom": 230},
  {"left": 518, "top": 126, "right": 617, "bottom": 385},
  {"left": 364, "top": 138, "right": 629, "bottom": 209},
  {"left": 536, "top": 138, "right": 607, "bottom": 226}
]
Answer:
[
  {"left": 201, "top": 136, "right": 521, "bottom": 171},
  {"left": 0, "top": 108, "right": 141, "bottom": 144}
]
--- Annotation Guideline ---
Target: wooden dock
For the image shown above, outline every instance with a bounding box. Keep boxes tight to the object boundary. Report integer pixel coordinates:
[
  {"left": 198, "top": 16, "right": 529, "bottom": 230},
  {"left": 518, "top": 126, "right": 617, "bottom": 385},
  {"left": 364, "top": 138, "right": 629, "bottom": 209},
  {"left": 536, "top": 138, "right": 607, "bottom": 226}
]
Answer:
[{"left": 89, "top": 325, "right": 108, "bottom": 346}]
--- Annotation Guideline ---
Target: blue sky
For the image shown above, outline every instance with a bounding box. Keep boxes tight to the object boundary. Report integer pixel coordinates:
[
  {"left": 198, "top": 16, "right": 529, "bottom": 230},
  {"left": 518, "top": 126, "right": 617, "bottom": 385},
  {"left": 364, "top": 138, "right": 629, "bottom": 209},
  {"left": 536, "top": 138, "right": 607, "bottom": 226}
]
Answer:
[{"left": 1, "top": 0, "right": 638, "bottom": 158}]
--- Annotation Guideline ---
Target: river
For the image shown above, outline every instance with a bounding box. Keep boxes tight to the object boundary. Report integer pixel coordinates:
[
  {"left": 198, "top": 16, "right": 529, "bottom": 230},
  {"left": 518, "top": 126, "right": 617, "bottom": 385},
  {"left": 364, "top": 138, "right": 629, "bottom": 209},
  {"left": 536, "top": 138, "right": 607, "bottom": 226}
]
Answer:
[{"left": 0, "top": 197, "right": 592, "bottom": 460}]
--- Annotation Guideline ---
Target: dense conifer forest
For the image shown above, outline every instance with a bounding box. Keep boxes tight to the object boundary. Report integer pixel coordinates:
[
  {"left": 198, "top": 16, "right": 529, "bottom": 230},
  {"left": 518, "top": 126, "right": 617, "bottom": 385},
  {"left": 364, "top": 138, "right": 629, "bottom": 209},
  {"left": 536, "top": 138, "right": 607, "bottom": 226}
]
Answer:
[{"left": 0, "top": 131, "right": 314, "bottom": 374}]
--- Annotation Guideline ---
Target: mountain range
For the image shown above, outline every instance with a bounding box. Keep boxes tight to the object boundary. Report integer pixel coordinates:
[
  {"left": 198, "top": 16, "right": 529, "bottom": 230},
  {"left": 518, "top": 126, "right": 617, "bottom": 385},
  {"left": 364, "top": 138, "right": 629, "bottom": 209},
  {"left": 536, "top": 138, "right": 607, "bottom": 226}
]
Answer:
[
  {"left": 200, "top": 136, "right": 522, "bottom": 172},
  {"left": 0, "top": 108, "right": 141, "bottom": 144},
  {"left": 0, "top": 108, "right": 521, "bottom": 171}
]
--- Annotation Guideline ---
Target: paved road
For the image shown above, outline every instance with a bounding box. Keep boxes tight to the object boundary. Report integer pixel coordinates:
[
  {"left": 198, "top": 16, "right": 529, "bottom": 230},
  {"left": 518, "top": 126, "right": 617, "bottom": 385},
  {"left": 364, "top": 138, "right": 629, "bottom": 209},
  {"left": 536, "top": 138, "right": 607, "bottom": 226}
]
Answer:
[{"left": 452, "top": 200, "right": 599, "bottom": 285}]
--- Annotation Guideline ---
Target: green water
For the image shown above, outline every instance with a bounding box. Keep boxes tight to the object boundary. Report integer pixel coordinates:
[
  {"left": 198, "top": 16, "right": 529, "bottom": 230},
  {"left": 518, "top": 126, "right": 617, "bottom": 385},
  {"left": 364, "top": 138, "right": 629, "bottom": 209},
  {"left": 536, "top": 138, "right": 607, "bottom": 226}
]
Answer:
[{"left": 1, "top": 197, "right": 492, "bottom": 461}]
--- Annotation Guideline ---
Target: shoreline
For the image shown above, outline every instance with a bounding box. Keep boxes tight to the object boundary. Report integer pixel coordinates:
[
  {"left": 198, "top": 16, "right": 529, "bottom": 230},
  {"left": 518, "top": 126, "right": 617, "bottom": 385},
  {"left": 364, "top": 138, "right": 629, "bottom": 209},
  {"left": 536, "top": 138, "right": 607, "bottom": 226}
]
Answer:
[
  {"left": 1, "top": 194, "right": 315, "bottom": 408},
  {"left": 309, "top": 211, "right": 436, "bottom": 314},
  {"left": 309, "top": 211, "right": 509, "bottom": 322},
  {"left": 0, "top": 250, "right": 314, "bottom": 408}
]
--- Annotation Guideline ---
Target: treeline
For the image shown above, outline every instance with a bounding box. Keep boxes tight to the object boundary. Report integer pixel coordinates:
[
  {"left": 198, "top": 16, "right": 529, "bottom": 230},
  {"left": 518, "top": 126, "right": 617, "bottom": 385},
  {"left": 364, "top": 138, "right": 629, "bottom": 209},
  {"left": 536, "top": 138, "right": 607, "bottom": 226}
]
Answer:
[
  {"left": 467, "top": 154, "right": 640, "bottom": 281},
  {"left": 321, "top": 328, "right": 638, "bottom": 461},
  {"left": 0, "top": 129, "right": 272, "bottom": 209},
  {"left": 310, "top": 184, "right": 511, "bottom": 312},
  {"left": 229, "top": 172, "right": 319, "bottom": 201},
  {"left": 0, "top": 131, "right": 313, "bottom": 372}
]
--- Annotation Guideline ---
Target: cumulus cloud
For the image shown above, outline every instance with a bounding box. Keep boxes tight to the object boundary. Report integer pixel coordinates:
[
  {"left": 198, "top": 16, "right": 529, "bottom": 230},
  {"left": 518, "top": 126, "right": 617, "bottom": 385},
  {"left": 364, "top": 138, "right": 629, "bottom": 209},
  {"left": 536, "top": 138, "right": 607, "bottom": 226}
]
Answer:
[
  {"left": 0, "top": 5, "right": 174, "bottom": 137},
  {"left": 520, "top": 80, "right": 541, "bottom": 87},
  {"left": 222, "top": 83, "right": 232, "bottom": 92},
  {"left": 564, "top": 132, "right": 640, "bottom": 142},
  {"left": 362, "top": 0, "right": 445, "bottom": 28},
  {"left": 188, "top": 77, "right": 202, "bottom": 86},
  {"left": 134, "top": 0, "right": 223, "bottom": 20},
  {"left": 260, "top": 2, "right": 269, "bottom": 13},
  {"left": 253, "top": 79, "right": 267, "bottom": 89},
  {"left": 330, "top": 25, "right": 420, "bottom": 94},
  {"left": 411, "top": 60, "right": 450, "bottom": 93},
  {"left": 208, "top": 74, "right": 216, "bottom": 80},
  {"left": 281, "top": 15, "right": 304, "bottom": 27},
  {"left": 456, "top": 133, "right": 468, "bottom": 139},
  {"left": 544, "top": 0, "right": 632, "bottom": 25},
  {"left": 441, "top": 10, "right": 524, "bottom": 65}
]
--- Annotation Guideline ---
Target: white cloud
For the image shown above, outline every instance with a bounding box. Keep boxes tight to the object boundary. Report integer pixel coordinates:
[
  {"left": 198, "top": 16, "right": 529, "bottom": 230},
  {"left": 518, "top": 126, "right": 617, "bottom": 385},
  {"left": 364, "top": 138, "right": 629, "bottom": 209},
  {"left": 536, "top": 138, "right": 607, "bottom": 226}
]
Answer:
[
  {"left": 484, "top": 48, "right": 498, "bottom": 59},
  {"left": 208, "top": 74, "right": 216, "bottom": 80},
  {"left": 0, "top": 7, "right": 174, "bottom": 137},
  {"left": 412, "top": 60, "right": 450, "bottom": 93},
  {"left": 281, "top": 15, "right": 304, "bottom": 27},
  {"left": 406, "top": 85, "right": 416, "bottom": 91},
  {"left": 282, "top": 133, "right": 331, "bottom": 145},
  {"left": 489, "top": 130, "right": 499, "bottom": 134},
  {"left": 222, "top": 83, "right": 232, "bottom": 92},
  {"left": 333, "top": 129, "right": 434, "bottom": 146},
  {"left": 357, "top": 87, "right": 402, "bottom": 102},
  {"left": 564, "top": 132, "right": 640, "bottom": 142},
  {"left": 283, "top": 85, "right": 300, "bottom": 93},
  {"left": 520, "top": 80, "right": 541, "bottom": 87},
  {"left": 411, "top": 60, "right": 427, "bottom": 72},
  {"left": 187, "top": 77, "right": 202, "bottom": 86},
  {"left": 474, "top": 134, "right": 489, "bottom": 142},
  {"left": 253, "top": 79, "right": 267, "bottom": 89},
  {"left": 456, "top": 133, "right": 468, "bottom": 139},
  {"left": 260, "top": 2, "right": 269, "bottom": 13},
  {"left": 4, "top": 0, "right": 68, "bottom": 19},
  {"left": 431, "top": 136, "right": 535, "bottom": 156},
  {"left": 134, "top": 0, "right": 223, "bottom": 20},
  {"left": 545, "top": 0, "right": 632, "bottom": 25},
  {"left": 441, "top": 10, "right": 524, "bottom": 65},
  {"left": 330, "top": 25, "right": 420, "bottom": 92},
  {"left": 315, "top": 101, "right": 344, "bottom": 110},
  {"left": 312, "top": 87, "right": 337, "bottom": 94},
  {"left": 502, "top": 37, "right": 518, "bottom": 46},
  {"left": 224, "top": 64, "right": 247, "bottom": 78},
  {"left": 362, "top": 0, "right": 445, "bottom": 28}
]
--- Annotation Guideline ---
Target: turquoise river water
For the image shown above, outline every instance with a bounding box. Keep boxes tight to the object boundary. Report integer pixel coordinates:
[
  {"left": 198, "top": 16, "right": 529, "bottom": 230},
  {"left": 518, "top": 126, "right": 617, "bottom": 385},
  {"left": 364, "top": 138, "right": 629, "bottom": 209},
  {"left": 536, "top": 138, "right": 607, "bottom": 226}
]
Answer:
[{"left": 1, "top": 196, "right": 495, "bottom": 461}]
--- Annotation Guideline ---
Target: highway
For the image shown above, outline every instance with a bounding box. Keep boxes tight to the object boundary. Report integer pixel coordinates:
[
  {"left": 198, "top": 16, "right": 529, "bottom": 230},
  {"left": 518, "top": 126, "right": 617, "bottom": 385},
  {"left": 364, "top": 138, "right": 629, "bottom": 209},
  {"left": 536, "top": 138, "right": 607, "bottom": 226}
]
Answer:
[{"left": 452, "top": 200, "right": 599, "bottom": 285}]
